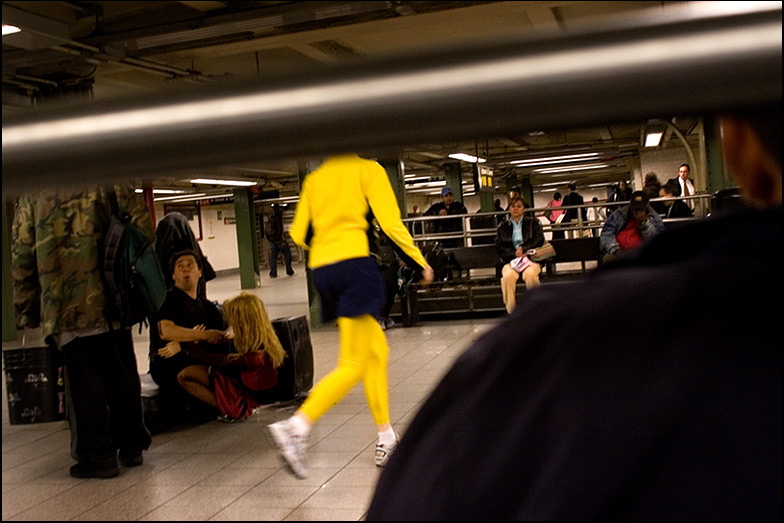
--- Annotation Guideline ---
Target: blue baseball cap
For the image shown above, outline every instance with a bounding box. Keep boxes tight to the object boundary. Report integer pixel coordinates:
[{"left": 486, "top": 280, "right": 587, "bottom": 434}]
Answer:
[{"left": 441, "top": 186, "right": 453, "bottom": 196}]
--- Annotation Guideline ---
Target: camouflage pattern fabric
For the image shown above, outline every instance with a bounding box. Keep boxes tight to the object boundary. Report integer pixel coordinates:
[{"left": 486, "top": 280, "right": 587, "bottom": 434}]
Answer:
[{"left": 11, "top": 183, "right": 154, "bottom": 341}]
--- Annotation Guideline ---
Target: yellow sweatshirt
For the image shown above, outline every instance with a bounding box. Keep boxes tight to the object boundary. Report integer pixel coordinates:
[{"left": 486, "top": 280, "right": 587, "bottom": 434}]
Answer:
[{"left": 290, "top": 155, "right": 427, "bottom": 270}]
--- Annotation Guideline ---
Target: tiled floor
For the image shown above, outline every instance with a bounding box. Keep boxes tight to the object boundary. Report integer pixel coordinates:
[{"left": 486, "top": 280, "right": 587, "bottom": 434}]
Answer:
[{"left": 2, "top": 263, "right": 502, "bottom": 521}]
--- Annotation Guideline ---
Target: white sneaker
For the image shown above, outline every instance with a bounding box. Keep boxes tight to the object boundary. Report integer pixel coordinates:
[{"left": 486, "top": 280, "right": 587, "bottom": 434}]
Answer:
[
  {"left": 375, "top": 432, "right": 399, "bottom": 467},
  {"left": 268, "top": 419, "right": 309, "bottom": 479}
]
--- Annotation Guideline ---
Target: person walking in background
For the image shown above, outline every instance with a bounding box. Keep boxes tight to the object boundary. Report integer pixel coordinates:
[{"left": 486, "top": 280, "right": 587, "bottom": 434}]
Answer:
[
  {"left": 544, "top": 191, "right": 565, "bottom": 239},
  {"left": 11, "top": 183, "right": 153, "bottom": 479},
  {"left": 175, "top": 293, "right": 286, "bottom": 421},
  {"left": 585, "top": 196, "right": 607, "bottom": 237},
  {"left": 267, "top": 154, "right": 433, "bottom": 479},
  {"left": 265, "top": 203, "right": 295, "bottom": 278},
  {"left": 561, "top": 182, "right": 586, "bottom": 238},
  {"left": 366, "top": 103, "right": 782, "bottom": 520}
]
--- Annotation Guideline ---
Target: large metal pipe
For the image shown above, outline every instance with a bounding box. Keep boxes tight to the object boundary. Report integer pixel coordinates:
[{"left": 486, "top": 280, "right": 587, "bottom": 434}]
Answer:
[{"left": 3, "top": 1, "right": 781, "bottom": 193}]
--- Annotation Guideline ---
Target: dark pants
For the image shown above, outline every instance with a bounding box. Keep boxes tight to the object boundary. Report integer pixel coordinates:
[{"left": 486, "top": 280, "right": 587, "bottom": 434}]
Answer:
[
  {"left": 379, "top": 263, "right": 399, "bottom": 319},
  {"left": 269, "top": 240, "right": 293, "bottom": 276},
  {"left": 63, "top": 329, "right": 151, "bottom": 466}
]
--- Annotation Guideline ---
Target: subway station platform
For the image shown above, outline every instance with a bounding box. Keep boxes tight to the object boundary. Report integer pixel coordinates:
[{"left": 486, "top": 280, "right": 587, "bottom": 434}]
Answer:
[{"left": 2, "top": 264, "right": 501, "bottom": 520}]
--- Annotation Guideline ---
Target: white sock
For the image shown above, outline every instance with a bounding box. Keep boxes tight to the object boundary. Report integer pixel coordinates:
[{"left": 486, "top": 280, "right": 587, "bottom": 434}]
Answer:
[
  {"left": 378, "top": 427, "right": 397, "bottom": 447},
  {"left": 289, "top": 414, "right": 311, "bottom": 439}
]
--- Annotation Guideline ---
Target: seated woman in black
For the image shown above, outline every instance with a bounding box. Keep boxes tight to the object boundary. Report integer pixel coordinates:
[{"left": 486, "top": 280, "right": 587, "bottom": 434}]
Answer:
[{"left": 495, "top": 197, "right": 545, "bottom": 314}]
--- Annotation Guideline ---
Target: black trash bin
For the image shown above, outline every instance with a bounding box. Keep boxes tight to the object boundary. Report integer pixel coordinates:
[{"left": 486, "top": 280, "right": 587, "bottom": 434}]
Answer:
[{"left": 3, "top": 343, "right": 66, "bottom": 424}]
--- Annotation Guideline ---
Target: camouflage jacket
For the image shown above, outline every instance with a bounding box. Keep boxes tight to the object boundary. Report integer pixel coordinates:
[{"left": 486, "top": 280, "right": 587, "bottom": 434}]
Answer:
[{"left": 11, "top": 183, "right": 155, "bottom": 342}]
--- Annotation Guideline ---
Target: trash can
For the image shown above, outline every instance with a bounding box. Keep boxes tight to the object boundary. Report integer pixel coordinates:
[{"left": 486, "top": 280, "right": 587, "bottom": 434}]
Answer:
[{"left": 3, "top": 335, "right": 65, "bottom": 424}]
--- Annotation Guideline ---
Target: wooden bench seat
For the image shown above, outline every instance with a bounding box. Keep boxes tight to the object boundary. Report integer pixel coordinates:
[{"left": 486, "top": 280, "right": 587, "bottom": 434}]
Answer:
[{"left": 395, "top": 238, "right": 603, "bottom": 326}]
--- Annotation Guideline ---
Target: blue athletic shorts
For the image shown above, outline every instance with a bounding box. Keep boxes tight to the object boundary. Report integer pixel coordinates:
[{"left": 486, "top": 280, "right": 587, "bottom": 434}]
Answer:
[{"left": 312, "top": 257, "right": 384, "bottom": 323}]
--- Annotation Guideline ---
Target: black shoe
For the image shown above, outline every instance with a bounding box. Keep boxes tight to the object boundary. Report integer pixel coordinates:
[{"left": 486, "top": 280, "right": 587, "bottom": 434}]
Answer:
[
  {"left": 119, "top": 449, "right": 143, "bottom": 467},
  {"left": 270, "top": 274, "right": 278, "bottom": 278},
  {"left": 70, "top": 461, "right": 120, "bottom": 479},
  {"left": 286, "top": 270, "right": 295, "bottom": 276}
]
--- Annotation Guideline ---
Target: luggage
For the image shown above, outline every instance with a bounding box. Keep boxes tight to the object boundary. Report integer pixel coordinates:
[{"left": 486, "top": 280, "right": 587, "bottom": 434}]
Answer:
[{"left": 271, "top": 316, "right": 314, "bottom": 400}]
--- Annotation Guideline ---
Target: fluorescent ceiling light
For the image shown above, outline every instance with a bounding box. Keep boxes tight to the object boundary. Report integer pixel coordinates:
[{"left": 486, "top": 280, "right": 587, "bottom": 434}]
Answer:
[
  {"left": 644, "top": 132, "right": 663, "bottom": 147},
  {"left": 154, "top": 193, "right": 207, "bottom": 202},
  {"left": 190, "top": 178, "right": 256, "bottom": 186},
  {"left": 534, "top": 163, "right": 611, "bottom": 174},
  {"left": 511, "top": 152, "right": 600, "bottom": 166},
  {"left": 135, "top": 188, "right": 188, "bottom": 194},
  {"left": 448, "top": 153, "right": 486, "bottom": 163},
  {"left": 155, "top": 192, "right": 234, "bottom": 203},
  {"left": 3, "top": 24, "right": 21, "bottom": 36}
]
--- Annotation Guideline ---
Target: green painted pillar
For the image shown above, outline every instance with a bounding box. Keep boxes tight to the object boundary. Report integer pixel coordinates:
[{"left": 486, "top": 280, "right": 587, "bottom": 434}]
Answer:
[
  {"left": 443, "top": 161, "right": 463, "bottom": 201},
  {"left": 520, "top": 175, "right": 534, "bottom": 208},
  {"left": 379, "top": 158, "right": 407, "bottom": 217},
  {"left": 704, "top": 115, "right": 730, "bottom": 194},
  {"left": 233, "top": 188, "right": 260, "bottom": 289},
  {"left": 478, "top": 191, "right": 494, "bottom": 212},
  {"left": 297, "top": 159, "right": 326, "bottom": 327},
  {"left": 3, "top": 200, "right": 18, "bottom": 342}
]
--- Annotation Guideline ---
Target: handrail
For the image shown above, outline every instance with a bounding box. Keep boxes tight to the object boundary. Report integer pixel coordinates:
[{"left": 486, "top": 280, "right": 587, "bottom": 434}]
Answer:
[
  {"left": 3, "top": 2, "right": 781, "bottom": 193},
  {"left": 403, "top": 194, "right": 713, "bottom": 245}
]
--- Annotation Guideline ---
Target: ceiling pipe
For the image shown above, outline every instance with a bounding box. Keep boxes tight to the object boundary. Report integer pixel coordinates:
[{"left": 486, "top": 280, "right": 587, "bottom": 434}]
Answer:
[{"left": 3, "top": 2, "right": 781, "bottom": 194}]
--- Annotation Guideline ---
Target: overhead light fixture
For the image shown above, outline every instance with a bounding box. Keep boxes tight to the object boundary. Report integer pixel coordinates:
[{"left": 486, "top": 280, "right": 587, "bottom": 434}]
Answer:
[
  {"left": 511, "top": 152, "right": 600, "bottom": 166},
  {"left": 644, "top": 131, "right": 663, "bottom": 147},
  {"left": 154, "top": 193, "right": 207, "bottom": 202},
  {"left": 2, "top": 24, "right": 21, "bottom": 36},
  {"left": 643, "top": 121, "right": 666, "bottom": 148},
  {"left": 135, "top": 188, "right": 188, "bottom": 195},
  {"left": 448, "top": 153, "right": 486, "bottom": 163},
  {"left": 190, "top": 178, "right": 256, "bottom": 186},
  {"left": 2, "top": 4, "right": 71, "bottom": 50},
  {"left": 533, "top": 163, "right": 612, "bottom": 174}
]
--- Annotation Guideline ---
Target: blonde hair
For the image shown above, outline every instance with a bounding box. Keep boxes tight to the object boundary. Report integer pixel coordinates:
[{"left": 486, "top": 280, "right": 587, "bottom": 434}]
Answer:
[{"left": 222, "top": 293, "right": 286, "bottom": 368}]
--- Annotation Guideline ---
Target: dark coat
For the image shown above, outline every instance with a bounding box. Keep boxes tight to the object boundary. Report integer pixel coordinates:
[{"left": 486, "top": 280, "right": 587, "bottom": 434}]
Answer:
[
  {"left": 494, "top": 214, "right": 545, "bottom": 263},
  {"left": 367, "top": 206, "right": 783, "bottom": 521},
  {"left": 155, "top": 212, "right": 216, "bottom": 290}
]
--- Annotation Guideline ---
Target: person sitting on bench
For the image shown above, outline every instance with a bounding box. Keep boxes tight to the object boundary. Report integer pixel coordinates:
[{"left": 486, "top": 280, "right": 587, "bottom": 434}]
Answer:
[
  {"left": 149, "top": 250, "right": 227, "bottom": 397},
  {"left": 495, "top": 197, "right": 545, "bottom": 314}
]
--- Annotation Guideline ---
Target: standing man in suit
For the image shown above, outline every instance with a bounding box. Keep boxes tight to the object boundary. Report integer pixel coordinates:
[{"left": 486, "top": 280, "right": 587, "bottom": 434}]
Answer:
[{"left": 667, "top": 163, "right": 696, "bottom": 210}]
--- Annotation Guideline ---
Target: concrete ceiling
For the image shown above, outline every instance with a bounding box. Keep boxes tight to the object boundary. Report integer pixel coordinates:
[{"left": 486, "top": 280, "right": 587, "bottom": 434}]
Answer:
[{"left": 2, "top": 1, "right": 702, "bottom": 200}]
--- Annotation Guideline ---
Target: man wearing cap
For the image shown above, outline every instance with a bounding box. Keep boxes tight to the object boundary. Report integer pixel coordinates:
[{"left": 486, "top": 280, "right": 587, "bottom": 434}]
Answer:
[
  {"left": 599, "top": 190, "right": 664, "bottom": 263},
  {"left": 423, "top": 186, "right": 468, "bottom": 247}
]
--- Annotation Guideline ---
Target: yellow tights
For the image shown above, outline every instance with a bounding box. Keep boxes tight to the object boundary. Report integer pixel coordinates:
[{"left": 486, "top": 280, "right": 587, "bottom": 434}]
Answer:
[{"left": 299, "top": 314, "right": 390, "bottom": 426}]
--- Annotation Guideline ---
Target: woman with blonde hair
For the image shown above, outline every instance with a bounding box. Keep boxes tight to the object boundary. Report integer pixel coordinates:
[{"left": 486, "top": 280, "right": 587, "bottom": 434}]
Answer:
[{"left": 175, "top": 293, "right": 286, "bottom": 420}]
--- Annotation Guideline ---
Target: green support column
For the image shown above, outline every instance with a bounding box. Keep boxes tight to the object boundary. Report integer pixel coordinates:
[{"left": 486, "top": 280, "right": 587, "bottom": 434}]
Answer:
[
  {"left": 379, "top": 158, "right": 407, "bottom": 217},
  {"left": 3, "top": 200, "right": 18, "bottom": 342},
  {"left": 297, "top": 159, "right": 326, "bottom": 327},
  {"left": 478, "top": 191, "right": 494, "bottom": 212},
  {"left": 443, "top": 161, "right": 463, "bottom": 201},
  {"left": 520, "top": 175, "right": 534, "bottom": 208},
  {"left": 704, "top": 115, "right": 730, "bottom": 194},
  {"left": 233, "top": 188, "right": 260, "bottom": 289}
]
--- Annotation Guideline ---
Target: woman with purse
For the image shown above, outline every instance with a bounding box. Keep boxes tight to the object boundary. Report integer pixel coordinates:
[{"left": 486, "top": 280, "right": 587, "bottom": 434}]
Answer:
[
  {"left": 495, "top": 197, "right": 545, "bottom": 314},
  {"left": 172, "top": 293, "right": 287, "bottom": 421}
]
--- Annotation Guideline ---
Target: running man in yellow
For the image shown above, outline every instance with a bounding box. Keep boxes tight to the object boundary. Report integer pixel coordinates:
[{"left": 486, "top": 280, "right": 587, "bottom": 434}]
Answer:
[{"left": 268, "top": 154, "right": 433, "bottom": 479}]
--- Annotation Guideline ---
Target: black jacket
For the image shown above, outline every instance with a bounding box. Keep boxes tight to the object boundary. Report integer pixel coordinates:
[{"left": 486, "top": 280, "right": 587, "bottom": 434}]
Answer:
[
  {"left": 367, "top": 206, "right": 782, "bottom": 521},
  {"left": 494, "top": 214, "right": 545, "bottom": 263}
]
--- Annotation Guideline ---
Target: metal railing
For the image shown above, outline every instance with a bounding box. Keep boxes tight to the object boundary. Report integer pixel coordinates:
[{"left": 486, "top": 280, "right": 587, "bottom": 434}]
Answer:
[{"left": 402, "top": 194, "right": 713, "bottom": 246}]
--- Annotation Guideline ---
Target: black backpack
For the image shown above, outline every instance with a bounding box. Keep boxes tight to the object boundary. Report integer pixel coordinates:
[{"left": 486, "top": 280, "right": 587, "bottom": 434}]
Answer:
[
  {"left": 102, "top": 189, "right": 167, "bottom": 329},
  {"left": 421, "top": 242, "right": 450, "bottom": 281}
]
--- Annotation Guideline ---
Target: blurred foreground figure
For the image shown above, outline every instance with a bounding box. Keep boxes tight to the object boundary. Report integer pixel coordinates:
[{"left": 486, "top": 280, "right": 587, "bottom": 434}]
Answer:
[{"left": 366, "top": 105, "right": 782, "bottom": 520}]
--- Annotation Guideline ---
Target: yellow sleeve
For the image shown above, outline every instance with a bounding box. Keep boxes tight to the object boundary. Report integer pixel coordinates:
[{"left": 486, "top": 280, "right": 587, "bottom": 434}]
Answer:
[
  {"left": 366, "top": 165, "right": 428, "bottom": 270},
  {"left": 290, "top": 178, "right": 311, "bottom": 250}
]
